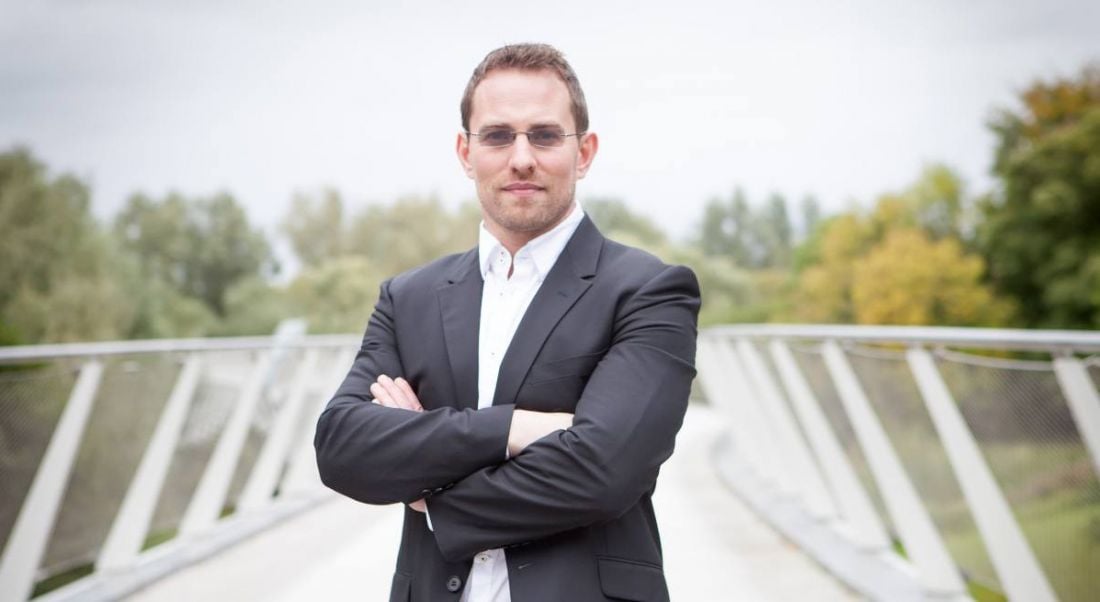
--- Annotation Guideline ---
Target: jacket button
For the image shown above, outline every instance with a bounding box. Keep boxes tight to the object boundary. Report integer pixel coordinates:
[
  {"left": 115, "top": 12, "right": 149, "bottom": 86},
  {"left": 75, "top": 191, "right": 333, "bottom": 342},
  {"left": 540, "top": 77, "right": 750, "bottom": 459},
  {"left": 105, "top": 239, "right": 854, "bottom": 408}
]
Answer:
[{"left": 446, "top": 575, "right": 462, "bottom": 592}]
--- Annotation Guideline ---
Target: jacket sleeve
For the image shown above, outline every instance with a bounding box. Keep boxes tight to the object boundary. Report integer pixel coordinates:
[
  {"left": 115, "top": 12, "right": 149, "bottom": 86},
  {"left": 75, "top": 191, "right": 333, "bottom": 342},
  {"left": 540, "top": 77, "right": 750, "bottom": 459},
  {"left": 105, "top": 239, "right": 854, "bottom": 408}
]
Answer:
[
  {"left": 424, "top": 264, "right": 700, "bottom": 561},
  {"left": 313, "top": 278, "right": 514, "bottom": 506}
]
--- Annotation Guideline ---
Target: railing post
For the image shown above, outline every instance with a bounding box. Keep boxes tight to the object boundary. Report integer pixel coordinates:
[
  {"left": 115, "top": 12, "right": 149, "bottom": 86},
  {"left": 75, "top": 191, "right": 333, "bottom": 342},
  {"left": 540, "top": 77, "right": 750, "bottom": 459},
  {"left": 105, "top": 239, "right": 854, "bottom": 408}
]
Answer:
[
  {"left": 736, "top": 339, "right": 836, "bottom": 520},
  {"left": 821, "top": 341, "right": 968, "bottom": 599},
  {"left": 0, "top": 360, "right": 103, "bottom": 602},
  {"left": 281, "top": 348, "right": 355, "bottom": 496},
  {"left": 711, "top": 336, "right": 792, "bottom": 494},
  {"left": 97, "top": 354, "right": 202, "bottom": 572},
  {"left": 695, "top": 336, "right": 770, "bottom": 482},
  {"left": 1052, "top": 356, "right": 1100, "bottom": 479},
  {"left": 179, "top": 351, "right": 275, "bottom": 536},
  {"left": 239, "top": 349, "right": 319, "bottom": 511},
  {"left": 769, "top": 340, "right": 891, "bottom": 551},
  {"left": 908, "top": 348, "right": 1057, "bottom": 602}
]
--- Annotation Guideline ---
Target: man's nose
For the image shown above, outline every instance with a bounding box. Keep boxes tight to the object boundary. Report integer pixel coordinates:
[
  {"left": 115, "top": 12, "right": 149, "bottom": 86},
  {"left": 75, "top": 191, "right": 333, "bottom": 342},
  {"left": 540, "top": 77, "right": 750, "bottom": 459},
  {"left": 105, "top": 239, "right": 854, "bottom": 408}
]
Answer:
[{"left": 508, "top": 135, "right": 536, "bottom": 174}]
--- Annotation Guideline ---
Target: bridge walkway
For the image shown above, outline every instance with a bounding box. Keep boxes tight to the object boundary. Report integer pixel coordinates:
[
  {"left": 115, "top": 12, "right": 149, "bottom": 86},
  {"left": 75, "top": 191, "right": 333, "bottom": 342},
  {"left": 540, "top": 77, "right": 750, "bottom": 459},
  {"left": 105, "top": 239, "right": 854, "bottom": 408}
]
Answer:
[{"left": 124, "top": 405, "right": 859, "bottom": 601}]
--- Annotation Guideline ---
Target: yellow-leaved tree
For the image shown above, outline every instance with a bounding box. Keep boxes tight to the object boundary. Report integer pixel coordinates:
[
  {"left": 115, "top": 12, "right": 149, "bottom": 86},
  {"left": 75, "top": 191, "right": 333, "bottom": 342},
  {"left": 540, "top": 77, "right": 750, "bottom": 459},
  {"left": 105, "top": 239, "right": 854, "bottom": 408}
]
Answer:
[{"left": 850, "top": 229, "right": 1012, "bottom": 326}]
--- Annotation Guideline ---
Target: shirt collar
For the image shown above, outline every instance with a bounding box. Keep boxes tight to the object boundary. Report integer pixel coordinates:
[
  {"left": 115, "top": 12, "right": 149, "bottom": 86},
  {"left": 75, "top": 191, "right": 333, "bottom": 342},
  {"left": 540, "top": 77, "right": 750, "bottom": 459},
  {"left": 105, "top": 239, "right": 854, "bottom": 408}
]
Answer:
[{"left": 478, "top": 202, "right": 585, "bottom": 280}]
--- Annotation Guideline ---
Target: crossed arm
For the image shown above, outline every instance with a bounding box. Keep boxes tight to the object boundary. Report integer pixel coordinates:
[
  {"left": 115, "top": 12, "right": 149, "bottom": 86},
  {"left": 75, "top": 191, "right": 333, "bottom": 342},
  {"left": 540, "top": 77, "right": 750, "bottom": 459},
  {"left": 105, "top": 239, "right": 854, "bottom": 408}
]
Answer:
[
  {"left": 315, "top": 264, "right": 700, "bottom": 561},
  {"left": 367, "top": 374, "right": 573, "bottom": 512}
]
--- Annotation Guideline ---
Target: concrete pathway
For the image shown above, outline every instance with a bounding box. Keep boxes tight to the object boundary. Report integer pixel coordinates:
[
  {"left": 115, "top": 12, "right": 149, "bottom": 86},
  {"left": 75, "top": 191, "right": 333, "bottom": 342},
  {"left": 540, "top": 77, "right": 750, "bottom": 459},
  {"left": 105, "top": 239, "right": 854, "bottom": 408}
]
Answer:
[{"left": 127, "top": 405, "right": 859, "bottom": 601}]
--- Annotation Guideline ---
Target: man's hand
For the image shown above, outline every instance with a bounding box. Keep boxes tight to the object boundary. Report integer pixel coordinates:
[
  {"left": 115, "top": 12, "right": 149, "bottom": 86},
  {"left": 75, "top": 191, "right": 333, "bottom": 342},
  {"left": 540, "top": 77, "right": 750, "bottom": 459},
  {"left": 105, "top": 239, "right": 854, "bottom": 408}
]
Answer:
[
  {"left": 508, "top": 409, "right": 573, "bottom": 457},
  {"left": 370, "top": 375, "right": 423, "bottom": 412},
  {"left": 371, "top": 375, "right": 424, "bottom": 513}
]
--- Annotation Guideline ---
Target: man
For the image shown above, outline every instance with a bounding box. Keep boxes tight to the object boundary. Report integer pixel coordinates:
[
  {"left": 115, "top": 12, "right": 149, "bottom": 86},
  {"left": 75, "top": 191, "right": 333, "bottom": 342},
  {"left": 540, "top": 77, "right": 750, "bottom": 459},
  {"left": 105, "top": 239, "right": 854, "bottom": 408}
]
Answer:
[{"left": 314, "top": 43, "right": 700, "bottom": 602}]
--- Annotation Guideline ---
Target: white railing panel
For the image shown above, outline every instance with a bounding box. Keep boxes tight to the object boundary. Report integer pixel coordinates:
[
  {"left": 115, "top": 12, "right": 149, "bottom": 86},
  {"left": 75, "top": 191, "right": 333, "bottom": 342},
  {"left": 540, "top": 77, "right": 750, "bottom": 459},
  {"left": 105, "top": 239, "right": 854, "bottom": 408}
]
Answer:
[
  {"left": 736, "top": 339, "right": 837, "bottom": 520},
  {"left": 712, "top": 337, "right": 792, "bottom": 493},
  {"left": 179, "top": 351, "right": 274, "bottom": 536},
  {"left": 0, "top": 361, "right": 103, "bottom": 602},
  {"left": 97, "top": 355, "right": 202, "bottom": 572},
  {"left": 769, "top": 340, "right": 891, "bottom": 551},
  {"left": 908, "top": 348, "right": 1057, "bottom": 602},
  {"left": 281, "top": 349, "right": 356, "bottom": 497},
  {"left": 694, "top": 337, "right": 774, "bottom": 484},
  {"left": 1053, "top": 356, "right": 1100, "bottom": 480},
  {"left": 821, "top": 341, "right": 968, "bottom": 599},
  {"left": 239, "top": 349, "right": 319, "bottom": 511}
]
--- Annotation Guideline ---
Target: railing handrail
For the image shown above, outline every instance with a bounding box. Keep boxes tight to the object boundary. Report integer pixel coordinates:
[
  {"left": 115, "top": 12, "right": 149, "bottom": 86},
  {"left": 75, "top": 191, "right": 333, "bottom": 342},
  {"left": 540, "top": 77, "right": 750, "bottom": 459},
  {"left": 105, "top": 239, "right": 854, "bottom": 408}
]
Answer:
[
  {"left": 0, "top": 334, "right": 362, "bottom": 363},
  {"left": 707, "top": 323, "right": 1100, "bottom": 352}
]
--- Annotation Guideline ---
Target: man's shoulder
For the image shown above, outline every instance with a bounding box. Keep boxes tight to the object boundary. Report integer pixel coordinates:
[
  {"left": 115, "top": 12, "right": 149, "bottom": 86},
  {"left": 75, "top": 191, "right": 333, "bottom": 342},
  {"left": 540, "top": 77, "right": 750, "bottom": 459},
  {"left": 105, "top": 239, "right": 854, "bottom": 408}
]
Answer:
[
  {"left": 598, "top": 236, "right": 694, "bottom": 284},
  {"left": 386, "top": 248, "right": 477, "bottom": 293}
]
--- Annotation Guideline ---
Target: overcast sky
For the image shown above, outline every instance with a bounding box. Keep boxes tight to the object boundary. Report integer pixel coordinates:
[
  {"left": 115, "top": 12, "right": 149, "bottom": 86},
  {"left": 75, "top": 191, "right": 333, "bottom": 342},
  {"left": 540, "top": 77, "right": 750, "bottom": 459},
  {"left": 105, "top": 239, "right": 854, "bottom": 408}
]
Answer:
[{"left": 2, "top": 0, "right": 1098, "bottom": 245}]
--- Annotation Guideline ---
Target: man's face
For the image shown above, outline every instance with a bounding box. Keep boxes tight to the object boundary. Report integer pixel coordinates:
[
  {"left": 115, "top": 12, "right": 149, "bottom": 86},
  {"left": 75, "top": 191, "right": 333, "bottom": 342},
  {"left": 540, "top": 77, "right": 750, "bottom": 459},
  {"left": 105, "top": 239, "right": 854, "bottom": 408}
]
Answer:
[{"left": 457, "top": 69, "right": 598, "bottom": 249}]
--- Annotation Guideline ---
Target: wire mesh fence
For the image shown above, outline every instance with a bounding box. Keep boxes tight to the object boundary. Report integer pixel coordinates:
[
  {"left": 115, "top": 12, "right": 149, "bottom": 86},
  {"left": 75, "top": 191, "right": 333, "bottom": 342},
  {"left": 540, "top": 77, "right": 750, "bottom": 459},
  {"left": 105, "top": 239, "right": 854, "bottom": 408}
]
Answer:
[
  {"left": 936, "top": 352, "right": 1100, "bottom": 602},
  {"left": 39, "top": 355, "right": 178, "bottom": 579},
  {"left": 0, "top": 362, "right": 77, "bottom": 555}
]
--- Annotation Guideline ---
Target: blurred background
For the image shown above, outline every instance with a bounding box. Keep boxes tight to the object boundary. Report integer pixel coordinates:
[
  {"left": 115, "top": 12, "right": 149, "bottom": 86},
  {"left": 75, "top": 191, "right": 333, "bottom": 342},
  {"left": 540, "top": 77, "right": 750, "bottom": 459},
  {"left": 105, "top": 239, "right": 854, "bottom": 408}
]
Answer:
[
  {"left": 2, "top": 2, "right": 1100, "bottom": 602},
  {"left": 2, "top": 0, "right": 1099, "bottom": 344}
]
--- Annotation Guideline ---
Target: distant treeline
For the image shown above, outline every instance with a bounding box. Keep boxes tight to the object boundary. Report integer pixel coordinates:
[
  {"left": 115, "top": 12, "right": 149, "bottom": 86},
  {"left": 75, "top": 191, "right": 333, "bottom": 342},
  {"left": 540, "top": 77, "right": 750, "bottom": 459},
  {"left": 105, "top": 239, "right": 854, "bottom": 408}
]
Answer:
[{"left": 1, "top": 66, "right": 1098, "bottom": 344}]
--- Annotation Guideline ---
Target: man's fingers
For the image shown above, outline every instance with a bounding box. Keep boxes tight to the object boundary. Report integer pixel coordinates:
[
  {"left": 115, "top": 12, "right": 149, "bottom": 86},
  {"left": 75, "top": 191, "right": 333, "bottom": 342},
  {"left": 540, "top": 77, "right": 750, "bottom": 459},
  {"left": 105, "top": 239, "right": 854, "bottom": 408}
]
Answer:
[
  {"left": 376, "top": 375, "right": 422, "bottom": 411},
  {"left": 370, "top": 382, "right": 396, "bottom": 407},
  {"left": 394, "top": 377, "right": 423, "bottom": 410}
]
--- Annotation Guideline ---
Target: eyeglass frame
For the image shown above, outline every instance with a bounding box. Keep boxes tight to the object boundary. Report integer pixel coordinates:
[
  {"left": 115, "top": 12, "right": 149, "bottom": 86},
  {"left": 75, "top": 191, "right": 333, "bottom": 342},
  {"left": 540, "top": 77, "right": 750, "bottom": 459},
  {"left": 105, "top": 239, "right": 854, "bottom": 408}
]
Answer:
[{"left": 465, "top": 127, "right": 587, "bottom": 149}]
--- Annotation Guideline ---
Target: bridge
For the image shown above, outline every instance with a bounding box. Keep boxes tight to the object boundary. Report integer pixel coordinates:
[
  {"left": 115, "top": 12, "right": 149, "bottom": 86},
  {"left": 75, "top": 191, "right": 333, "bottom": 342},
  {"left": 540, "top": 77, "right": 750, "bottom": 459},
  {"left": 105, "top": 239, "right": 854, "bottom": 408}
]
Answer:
[{"left": 0, "top": 325, "right": 1097, "bottom": 601}]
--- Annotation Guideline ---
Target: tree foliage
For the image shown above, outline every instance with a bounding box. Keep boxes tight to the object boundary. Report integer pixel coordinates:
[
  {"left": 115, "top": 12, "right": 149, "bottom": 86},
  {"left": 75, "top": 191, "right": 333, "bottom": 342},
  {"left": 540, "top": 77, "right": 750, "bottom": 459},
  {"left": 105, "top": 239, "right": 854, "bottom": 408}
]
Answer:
[
  {"left": 0, "top": 148, "right": 135, "bottom": 342},
  {"left": 697, "top": 188, "right": 796, "bottom": 269},
  {"left": 851, "top": 229, "right": 1012, "bottom": 326},
  {"left": 114, "top": 191, "right": 276, "bottom": 316},
  {"left": 792, "top": 166, "right": 1012, "bottom": 326},
  {"left": 980, "top": 66, "right": 1100, "bottom": 328}
]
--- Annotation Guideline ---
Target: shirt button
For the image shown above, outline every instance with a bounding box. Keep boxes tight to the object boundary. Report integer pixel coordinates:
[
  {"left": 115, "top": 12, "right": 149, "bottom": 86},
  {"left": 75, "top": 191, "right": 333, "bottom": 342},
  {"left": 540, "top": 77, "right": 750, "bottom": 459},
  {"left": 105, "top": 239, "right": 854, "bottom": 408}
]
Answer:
[
  {"left": 446, "top": 575, "right": 462, "bottom": 592},
  {"left": 476, "top": 553, "right": 490, "bottom": 563}
]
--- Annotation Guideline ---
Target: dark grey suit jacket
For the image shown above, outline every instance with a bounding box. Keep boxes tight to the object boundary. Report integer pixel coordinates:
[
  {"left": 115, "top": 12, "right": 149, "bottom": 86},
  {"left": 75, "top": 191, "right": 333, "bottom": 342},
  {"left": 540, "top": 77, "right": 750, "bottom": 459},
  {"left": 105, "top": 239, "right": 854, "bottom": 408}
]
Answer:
[{"left": 314, "top": 217, "right": 700, "bottom": 601}]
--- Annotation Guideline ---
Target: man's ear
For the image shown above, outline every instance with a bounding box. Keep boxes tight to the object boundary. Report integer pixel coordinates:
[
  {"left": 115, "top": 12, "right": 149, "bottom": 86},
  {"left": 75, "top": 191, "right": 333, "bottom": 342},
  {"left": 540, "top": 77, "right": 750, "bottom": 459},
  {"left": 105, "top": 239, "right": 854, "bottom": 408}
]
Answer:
[
  {"left": 456, "top": 131, "right": 474, "bottom": 179},
  {"left": 575, "top": 132, "right": 599, "bottom": 180}
]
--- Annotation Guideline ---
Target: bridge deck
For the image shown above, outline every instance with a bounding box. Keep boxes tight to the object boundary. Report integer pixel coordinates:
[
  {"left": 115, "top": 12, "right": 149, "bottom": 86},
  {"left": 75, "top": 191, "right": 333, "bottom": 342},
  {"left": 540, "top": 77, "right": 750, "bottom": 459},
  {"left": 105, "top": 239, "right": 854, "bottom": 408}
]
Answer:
[{"left": 124, "top": 406, "right": 859, "bottom": 601}]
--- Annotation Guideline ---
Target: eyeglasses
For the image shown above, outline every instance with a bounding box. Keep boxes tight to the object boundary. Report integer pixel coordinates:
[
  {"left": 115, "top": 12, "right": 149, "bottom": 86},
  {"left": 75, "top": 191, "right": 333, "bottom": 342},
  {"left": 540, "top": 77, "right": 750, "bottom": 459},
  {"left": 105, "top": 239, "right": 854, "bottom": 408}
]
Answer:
[{"left": 467, "top": 127, "right": 584, "bottom": 148}]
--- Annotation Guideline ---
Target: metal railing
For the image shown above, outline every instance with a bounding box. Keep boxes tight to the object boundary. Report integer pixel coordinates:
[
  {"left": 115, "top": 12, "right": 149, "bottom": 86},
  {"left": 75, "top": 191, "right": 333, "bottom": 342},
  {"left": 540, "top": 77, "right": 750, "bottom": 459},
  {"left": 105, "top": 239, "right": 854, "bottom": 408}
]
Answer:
[
  {"left": 698, "top": 325, "right": 1100, "bottom": 602},
  {"left": 0, "top": 323, "right": 359, "bottom": 602},
  {"left": 3, "top": 324, "right": 1098, "bottom": 601}
]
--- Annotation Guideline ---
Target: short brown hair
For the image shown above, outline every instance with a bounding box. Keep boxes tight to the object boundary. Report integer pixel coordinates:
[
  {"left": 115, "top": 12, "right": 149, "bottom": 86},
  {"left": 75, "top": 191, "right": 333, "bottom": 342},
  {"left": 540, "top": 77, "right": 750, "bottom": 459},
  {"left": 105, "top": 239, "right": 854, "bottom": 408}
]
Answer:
[{"left": 460, "top": 43, "right": 589, "bottom": 134}]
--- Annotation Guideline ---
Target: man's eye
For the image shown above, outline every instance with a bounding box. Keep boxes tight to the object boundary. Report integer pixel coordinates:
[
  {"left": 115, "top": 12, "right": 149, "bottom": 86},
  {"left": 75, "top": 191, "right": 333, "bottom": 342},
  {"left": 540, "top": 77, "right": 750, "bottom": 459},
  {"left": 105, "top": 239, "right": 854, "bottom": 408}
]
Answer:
[
  {"left": 529, "top": 130, "right": 563, "bottom": 146},
  {"left": 481, "top": 130, "right": 514, "bottom": 145}
]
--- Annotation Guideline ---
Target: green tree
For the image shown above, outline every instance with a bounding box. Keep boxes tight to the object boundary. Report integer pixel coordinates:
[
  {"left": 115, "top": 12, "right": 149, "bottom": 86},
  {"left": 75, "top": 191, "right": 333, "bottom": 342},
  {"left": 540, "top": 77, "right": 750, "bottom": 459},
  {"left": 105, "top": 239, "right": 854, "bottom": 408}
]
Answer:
[
  {"left": 344, "top": 196, "right": 479, "bottom": 275},
  {"left": 979, "top": 66, "right": 1100, "bottom": 328},
  {"left": 0, "top": 147, "right": 135, "bottom": 343},
  {"left": 114, "top": 191, "right": 276, "bottom": 317},
  {"left": 282, "top": 188, "right": 347, "bottom": 268},
  {"left": 697, "top": 189, "right": 794, "bottom": 269},
  {"left": 286, "top": 256, "right": 383, "bottom": 334}
]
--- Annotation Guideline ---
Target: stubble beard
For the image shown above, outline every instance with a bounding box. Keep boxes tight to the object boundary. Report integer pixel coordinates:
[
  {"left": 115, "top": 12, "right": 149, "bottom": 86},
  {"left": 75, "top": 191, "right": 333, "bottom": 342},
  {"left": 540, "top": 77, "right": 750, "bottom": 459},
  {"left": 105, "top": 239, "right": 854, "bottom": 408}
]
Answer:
[{"left": 482, "top": 183, "right": 576, "bottom": 238}]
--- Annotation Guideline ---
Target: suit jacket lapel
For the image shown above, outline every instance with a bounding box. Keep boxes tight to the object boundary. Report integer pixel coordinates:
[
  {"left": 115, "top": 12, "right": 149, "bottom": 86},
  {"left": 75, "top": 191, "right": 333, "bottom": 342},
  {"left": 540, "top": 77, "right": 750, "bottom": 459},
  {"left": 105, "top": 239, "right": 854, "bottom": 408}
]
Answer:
[
  {"left": 492, "top": 217, "right": 603, "bottom": 407},
  {"left": 437, "top": 250, "right": 482, "bottom": 411}
]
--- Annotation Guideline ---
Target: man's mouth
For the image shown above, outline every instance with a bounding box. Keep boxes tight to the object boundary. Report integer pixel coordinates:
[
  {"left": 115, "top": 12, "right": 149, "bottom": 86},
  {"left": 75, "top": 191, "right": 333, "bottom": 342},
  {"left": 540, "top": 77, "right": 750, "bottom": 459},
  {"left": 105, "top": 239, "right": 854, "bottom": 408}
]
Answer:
[{"left": 502, "top": 182, "right": 544, "bottom": 193}]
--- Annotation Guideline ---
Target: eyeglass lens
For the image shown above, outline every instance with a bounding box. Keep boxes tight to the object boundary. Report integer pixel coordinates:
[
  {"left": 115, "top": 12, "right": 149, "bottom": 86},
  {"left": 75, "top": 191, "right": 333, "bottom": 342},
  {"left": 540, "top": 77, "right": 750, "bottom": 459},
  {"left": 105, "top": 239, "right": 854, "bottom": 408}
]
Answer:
[{"left": 478, "top": 128, "right": 566, "bottom": 148}]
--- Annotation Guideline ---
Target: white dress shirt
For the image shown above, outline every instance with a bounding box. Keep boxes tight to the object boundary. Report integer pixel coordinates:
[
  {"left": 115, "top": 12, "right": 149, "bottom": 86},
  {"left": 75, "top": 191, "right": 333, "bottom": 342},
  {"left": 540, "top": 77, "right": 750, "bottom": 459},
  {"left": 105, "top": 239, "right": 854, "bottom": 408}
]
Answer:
[{"left": 457, "top": 202, "right": 585, "bottom": 602}]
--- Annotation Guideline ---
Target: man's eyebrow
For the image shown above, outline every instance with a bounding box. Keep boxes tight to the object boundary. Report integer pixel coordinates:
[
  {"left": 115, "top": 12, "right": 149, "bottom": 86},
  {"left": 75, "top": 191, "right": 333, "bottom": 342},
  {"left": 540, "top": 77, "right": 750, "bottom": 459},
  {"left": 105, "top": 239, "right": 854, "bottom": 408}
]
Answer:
[{"left": 475, "top": 121, "right": 564, "bottom": 131}]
